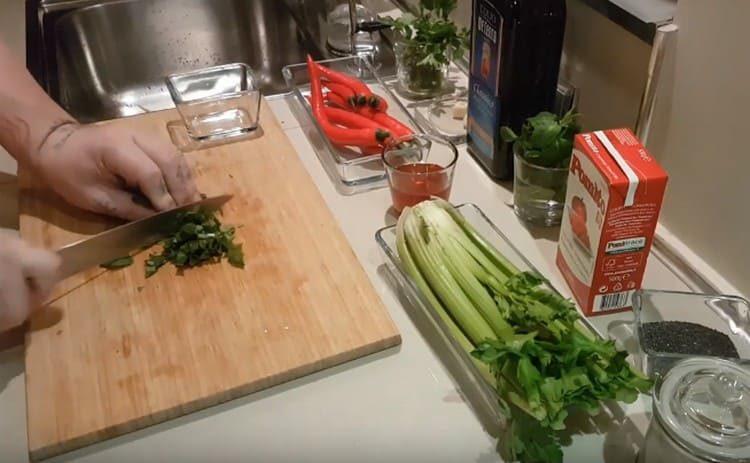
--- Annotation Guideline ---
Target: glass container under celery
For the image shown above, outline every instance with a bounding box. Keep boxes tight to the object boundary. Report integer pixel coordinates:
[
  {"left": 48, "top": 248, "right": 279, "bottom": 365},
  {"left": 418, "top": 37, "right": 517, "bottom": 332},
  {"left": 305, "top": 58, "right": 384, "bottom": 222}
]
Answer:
[
  {"left": 638, "top": 357, "right": 750, "bottom": 463},
  {"left": 382, "top": 134, "right": 457, "bottom": 213},
  {"left": 390, "top": 0, "right": 469, "bottom": 99},
  {"left": 505, "top": 109, "right": 581, "bottom": 226},
  {"left": 385, "top": 200, "right": 652, "bottom": 463},
  {"left": 633, "top": 290, "right": 750, "bottom": 378}
]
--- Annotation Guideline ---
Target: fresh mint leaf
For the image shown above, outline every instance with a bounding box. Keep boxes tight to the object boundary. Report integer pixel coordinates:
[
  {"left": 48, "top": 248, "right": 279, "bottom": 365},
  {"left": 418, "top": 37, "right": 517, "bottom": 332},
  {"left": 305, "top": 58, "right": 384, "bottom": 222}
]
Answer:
[
  {"left": 100, "top": 256, "right": 134, "bottom": 270},
  {"left": 502, "top": 110, "right": 581, "bottom": 168}
]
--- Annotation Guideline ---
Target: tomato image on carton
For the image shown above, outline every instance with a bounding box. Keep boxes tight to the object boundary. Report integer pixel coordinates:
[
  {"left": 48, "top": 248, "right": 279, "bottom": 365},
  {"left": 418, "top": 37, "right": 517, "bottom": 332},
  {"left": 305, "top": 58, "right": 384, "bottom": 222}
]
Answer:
[
  {"left": 569, "top": 195, "right": 591, "bottom": 253},
  {"left": 556, "top": 129, "right": 668, "bottom": 316}
]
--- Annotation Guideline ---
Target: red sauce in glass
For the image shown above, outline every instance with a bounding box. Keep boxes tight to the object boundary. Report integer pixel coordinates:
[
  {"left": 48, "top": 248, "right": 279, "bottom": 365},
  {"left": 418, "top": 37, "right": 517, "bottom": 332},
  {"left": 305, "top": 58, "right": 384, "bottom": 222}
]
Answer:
[{"left": 389, "top": 163, "right": 452, "bottom": 213}]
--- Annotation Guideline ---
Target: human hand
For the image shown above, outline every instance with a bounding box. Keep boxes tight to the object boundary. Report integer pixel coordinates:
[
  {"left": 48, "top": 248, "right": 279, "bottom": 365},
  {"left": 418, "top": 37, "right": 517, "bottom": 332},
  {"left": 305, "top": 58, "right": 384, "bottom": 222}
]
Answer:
[
  {"left": 33, "top": 123, "right": 201, "bottom": 220},
  {"left": 0, "top": 231, "right": 60, "bottom": 331}
]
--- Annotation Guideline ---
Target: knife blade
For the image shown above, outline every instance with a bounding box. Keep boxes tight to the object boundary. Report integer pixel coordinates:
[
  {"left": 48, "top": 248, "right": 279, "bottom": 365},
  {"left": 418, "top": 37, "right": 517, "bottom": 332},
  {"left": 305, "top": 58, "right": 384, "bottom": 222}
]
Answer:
[{"left": 56, "top": 194, "right": 233, "bottom": 279}]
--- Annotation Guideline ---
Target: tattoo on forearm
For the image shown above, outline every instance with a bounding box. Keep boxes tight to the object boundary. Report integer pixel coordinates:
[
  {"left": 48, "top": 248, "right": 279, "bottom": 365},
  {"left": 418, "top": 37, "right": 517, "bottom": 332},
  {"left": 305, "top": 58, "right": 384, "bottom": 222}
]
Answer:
[{"left": 37, "top": 119, "right": 78, "bottom": 154}]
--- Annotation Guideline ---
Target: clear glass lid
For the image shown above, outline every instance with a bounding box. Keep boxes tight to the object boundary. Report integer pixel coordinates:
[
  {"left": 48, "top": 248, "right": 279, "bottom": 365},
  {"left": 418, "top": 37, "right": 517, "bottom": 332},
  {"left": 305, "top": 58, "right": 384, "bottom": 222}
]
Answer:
[{"left": 655, "top": 357, "right": 750, "bottom": 461}]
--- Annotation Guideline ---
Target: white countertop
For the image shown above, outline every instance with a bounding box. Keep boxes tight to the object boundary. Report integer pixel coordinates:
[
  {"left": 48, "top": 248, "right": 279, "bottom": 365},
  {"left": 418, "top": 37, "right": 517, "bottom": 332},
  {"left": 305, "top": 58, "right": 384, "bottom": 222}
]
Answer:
[{"left": 0, "top": 96, "right": 692, "bottom": 463}]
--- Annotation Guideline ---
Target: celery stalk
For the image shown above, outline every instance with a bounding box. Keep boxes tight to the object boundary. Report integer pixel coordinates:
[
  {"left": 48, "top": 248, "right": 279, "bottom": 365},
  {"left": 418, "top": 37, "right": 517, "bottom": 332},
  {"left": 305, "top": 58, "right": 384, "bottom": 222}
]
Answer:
[
  {"left": 401, "top": 210, "right": 497, "bottom": 345},
  {"left": 431, "top": 198, "right": 521, "bottom": 278},
  {"left": 416, "top": 203, "right": 511, "bottom": 287},
  {"left": 418, "top": 214, "right": 515, "bottom": 340},
  {"left": 396, "top": 210, "right": 496, "bottom": 386}
]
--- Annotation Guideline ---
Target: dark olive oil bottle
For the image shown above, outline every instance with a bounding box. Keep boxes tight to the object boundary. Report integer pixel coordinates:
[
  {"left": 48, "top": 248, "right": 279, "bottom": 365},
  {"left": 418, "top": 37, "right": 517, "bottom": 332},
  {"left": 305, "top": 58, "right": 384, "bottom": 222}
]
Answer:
[{"left": 467, "top": 0, "right": 566, "bottom": 180}]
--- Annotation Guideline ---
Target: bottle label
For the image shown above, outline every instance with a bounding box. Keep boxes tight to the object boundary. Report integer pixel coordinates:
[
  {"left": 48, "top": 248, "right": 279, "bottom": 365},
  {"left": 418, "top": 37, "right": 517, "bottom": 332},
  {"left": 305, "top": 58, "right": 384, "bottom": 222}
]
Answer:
[{"left": 468, "top": 0, "right": 503, "bottom": 163}]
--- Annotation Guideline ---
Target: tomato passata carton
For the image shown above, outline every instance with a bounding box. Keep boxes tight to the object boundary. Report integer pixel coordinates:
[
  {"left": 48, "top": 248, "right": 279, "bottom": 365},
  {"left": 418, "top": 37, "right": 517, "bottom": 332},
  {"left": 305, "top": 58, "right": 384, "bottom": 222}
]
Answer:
[{"left": 556, "top": 128, "right": 667, "bottom": 316}]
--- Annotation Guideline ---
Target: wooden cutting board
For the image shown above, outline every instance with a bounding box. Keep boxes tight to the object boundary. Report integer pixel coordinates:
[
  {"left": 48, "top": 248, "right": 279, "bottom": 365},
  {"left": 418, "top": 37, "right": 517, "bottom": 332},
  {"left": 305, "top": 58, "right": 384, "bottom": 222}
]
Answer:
[{"left": 20, "top": 100, "right": 401, "bottom": 461}]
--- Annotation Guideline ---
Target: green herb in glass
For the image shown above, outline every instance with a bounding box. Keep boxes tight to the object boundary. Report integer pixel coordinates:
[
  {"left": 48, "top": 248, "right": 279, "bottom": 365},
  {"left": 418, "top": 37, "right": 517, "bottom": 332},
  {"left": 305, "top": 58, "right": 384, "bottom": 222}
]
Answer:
[
  {"left": 502, "top": 110, "right": 581, "bottom": 225},
  {"left": 501, "top": 109, "right": 581, "bottom": 169},
  {"left": 390, "top": 0, "right": 468, "bottom": 97}
]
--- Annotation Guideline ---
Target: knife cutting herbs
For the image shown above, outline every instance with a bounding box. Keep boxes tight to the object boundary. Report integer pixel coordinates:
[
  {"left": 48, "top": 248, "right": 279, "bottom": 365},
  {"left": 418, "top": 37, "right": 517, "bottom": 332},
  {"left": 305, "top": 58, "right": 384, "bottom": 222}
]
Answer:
[{"left": 101, "top": 208, "right": 244, "bottom": 277}]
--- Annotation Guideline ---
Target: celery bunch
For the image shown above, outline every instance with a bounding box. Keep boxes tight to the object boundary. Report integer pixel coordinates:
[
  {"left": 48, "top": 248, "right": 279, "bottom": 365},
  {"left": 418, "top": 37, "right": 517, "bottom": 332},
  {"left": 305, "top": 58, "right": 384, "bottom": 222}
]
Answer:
[{"left": 396, "top": 199, "right": 651, "bottom": 463}]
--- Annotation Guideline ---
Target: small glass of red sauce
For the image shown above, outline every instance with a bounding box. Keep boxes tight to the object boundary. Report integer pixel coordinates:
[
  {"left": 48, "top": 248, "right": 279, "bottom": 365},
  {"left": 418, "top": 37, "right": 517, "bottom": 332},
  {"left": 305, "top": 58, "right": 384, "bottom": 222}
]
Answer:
[{"left": 382, "top": 134, "right": 458, "bottom": 214}]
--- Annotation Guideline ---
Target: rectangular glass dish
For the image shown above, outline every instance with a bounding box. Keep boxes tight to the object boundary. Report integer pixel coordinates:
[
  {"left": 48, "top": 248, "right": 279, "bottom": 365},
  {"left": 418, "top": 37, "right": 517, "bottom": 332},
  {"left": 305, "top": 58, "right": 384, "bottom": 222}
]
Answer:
[
  {"left": 633, "top": 289, "right": 750, "bottom": 378},
  {"left": 375, "top": 203, "right": 605, "bottom": 432},
  {"left": 282, "top": 55, "right": 421, "bottom": 195},
  {"left": 166, "top": 63, "right": 261, "bottom": 140}
]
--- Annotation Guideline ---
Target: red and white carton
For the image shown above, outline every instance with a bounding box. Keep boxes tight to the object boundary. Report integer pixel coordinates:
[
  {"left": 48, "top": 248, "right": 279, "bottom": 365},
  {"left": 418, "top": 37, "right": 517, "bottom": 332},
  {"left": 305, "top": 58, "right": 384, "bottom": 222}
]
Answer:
[{"left": 556, "top": 128, "right": 668, "bottom": 316}]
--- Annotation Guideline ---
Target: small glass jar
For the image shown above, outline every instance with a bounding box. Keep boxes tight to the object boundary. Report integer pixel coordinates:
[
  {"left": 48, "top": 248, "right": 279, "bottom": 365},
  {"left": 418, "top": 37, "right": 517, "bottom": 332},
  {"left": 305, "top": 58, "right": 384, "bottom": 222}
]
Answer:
[
  {"left": 638, "top": 357, "right": 750, "bottom": 463},
  {"left": 513, "top": 144, "right": 570, "bottom": 226},
  {"left": 394, "top": 41, "right": 450, "bottom": 99}
]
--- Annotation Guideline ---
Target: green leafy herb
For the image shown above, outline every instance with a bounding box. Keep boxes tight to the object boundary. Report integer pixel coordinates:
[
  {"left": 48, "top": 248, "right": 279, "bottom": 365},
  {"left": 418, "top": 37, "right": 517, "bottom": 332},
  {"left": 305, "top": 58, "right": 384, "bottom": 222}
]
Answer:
[
  {"left": 144, "top": 209, "right": 244, "bottom": 278},
  {"left": 396, "top": 199, "right": 652, "bottom": 463},
  {"left": 390, "top": 0, "right": 469, "bottom": 92},
  {"left": 100, "top": 256, "right": 134, "bottom": 270},
  {"left": 502, "top": 109, "right": 582, "bottom": 168}
]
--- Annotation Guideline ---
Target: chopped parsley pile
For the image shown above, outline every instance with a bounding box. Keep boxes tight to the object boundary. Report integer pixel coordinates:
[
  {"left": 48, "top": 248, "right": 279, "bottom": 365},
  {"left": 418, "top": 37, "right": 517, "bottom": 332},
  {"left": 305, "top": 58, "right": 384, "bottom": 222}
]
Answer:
[{"left": 101, "top": 209, "right": 244, "bottom": 278}]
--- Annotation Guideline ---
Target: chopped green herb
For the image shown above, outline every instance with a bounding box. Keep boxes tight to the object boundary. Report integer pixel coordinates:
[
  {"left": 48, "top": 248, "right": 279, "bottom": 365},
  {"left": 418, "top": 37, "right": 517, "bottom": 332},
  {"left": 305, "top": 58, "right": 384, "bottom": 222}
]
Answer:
[
  {"left": 144, "top": 209, "right": 244, "bottom": 278},
  {"left": 100, "top": 256, "right": 134, "bottom": 270}
]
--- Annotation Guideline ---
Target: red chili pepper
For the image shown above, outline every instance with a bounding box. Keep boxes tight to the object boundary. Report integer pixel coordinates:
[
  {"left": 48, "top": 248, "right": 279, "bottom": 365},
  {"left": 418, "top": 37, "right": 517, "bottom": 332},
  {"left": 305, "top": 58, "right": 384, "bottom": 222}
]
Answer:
[
  {"left": 367, "top": 94, "right": 389, "bottom": 112},
  {"left": 315, "top": 63, "right": 389, "bottom": 112},
  {"left": 324, "top": 92, "right": 349, "bottom": 109},
  {"left": 355, "top": 105, "right": 378, "bottom": 119},
  {"left": 307, "top": 55, "right": 326, "bottom": 115},
  {"left": 306, "top": 93, "right": 349, "bottom": 110},
  {"left": 323, "top": 81, "right": 358, "bottom": 107},
  {"left": 324, "top": 107, "right": 388, "bottom": 130},
  {"left": 373, "top": 112, "right": 413, "bottom": 137},
  {"left": 307, "top": 56, "right": 391, "bottom": 147},
  {"left": 315, "top": 63, "right": 373, "bottom": 99}
]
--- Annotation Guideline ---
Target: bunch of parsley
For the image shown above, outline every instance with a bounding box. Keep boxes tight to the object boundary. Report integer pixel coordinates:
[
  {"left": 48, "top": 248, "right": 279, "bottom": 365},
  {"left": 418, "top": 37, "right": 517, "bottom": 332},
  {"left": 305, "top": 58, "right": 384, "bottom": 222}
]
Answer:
[{"left": 391, "top": 0, "right": 468, "bottom": 92}]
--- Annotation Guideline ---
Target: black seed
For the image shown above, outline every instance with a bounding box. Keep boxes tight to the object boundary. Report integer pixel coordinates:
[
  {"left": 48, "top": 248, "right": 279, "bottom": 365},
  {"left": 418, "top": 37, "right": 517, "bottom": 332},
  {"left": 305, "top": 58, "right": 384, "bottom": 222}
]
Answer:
[{"left": 641, "top": 321, "right": 739, "bottom": 358}]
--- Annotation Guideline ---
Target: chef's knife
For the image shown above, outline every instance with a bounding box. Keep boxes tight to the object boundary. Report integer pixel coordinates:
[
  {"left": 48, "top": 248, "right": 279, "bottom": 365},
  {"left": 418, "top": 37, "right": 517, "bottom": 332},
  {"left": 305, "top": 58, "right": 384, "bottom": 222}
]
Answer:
[{"left": 56, "top": 194, "right": 233, "bottom": 279}]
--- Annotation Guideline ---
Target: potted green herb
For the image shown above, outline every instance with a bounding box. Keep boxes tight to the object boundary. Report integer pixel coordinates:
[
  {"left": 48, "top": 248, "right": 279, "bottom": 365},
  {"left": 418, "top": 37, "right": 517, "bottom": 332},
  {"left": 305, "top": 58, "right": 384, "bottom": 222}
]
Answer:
[
  {"left": 390, "top": 0, "right": 468, "bottom": 98},
  {"left": 502, "top": 109, "right": 581, "bottom": 226}
]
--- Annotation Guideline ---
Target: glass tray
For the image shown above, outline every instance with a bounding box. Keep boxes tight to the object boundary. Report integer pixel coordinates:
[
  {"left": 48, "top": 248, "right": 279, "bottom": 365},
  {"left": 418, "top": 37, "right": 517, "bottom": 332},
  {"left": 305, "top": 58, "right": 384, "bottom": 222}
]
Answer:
[
  {"left": 379, "top": 64, "right": 470, "bottom": 145},
  {"left": 375, "top": 203, "right": 605, "bottom": 433},
  {"left": 282, "top": 55, "right": 421, "bottom": 195}
]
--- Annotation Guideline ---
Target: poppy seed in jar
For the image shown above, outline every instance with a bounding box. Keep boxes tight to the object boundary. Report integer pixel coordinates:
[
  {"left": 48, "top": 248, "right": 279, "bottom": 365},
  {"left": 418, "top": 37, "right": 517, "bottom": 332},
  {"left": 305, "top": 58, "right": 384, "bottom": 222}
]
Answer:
[{"left": 641, "top": 321, "right": 739, "bottom": 358}]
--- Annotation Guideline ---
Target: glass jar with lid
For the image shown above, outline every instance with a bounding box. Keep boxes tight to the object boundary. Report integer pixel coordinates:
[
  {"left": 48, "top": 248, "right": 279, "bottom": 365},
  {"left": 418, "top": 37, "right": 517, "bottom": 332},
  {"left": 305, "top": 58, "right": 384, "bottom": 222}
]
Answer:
[{"left": 638, "top": 357, "right": 750, "bottom": 463}]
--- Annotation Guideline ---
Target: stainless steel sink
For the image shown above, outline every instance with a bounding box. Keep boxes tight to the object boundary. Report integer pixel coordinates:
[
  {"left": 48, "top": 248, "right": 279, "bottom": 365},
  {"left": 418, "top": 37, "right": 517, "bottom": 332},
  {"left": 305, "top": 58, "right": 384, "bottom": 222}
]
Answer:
[
  {"left": 50, "top": 0, "right": 323, "bottom": 122},
  {"left": 28, "top": 0, "right": 397, "bottom": 122}
]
